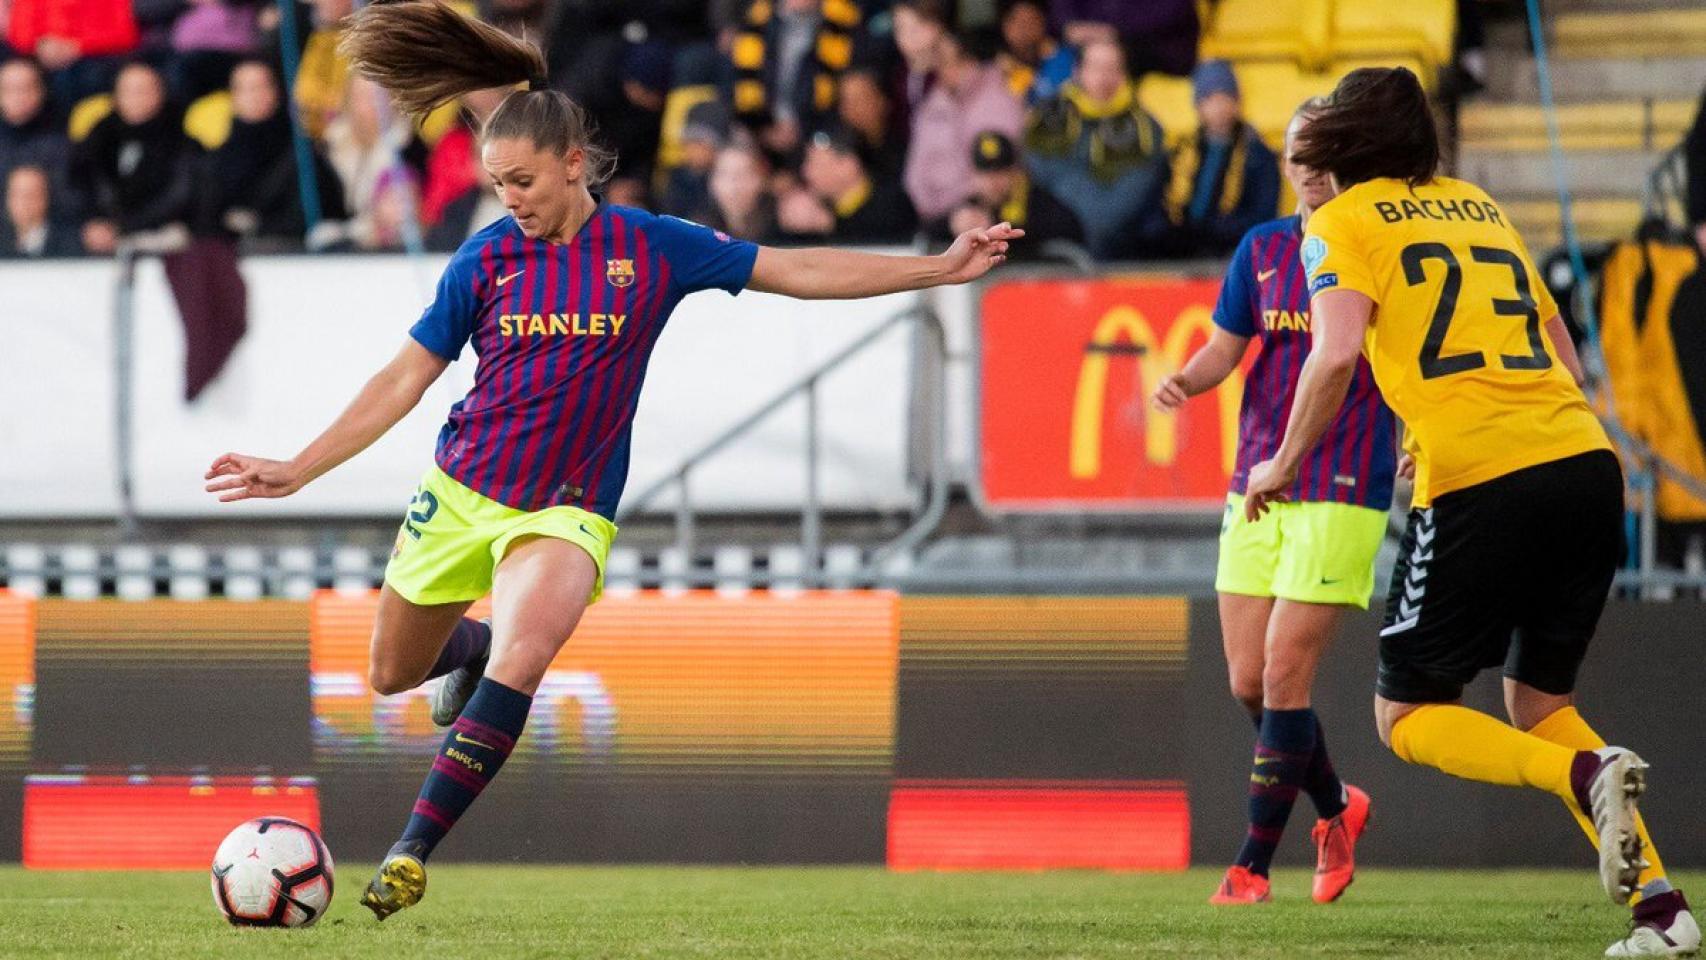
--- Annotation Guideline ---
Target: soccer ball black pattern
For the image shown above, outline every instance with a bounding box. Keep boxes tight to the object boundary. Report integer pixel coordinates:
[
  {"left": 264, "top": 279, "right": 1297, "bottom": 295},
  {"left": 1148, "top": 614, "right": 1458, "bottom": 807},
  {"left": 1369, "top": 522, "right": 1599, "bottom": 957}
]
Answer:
[{"left": 209, "top": 817, "right": 335, "bottom": 927}]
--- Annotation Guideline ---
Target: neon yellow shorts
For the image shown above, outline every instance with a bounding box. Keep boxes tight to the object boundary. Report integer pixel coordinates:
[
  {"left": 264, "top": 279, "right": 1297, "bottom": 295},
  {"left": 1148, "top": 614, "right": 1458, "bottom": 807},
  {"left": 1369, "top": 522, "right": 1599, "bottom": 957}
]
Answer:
[
  {"left": 384, "top": 465, "right": 619, "bottom": 607},
  {"left": 1215, "top": 494, "right": 1388, "bottom": 608}
]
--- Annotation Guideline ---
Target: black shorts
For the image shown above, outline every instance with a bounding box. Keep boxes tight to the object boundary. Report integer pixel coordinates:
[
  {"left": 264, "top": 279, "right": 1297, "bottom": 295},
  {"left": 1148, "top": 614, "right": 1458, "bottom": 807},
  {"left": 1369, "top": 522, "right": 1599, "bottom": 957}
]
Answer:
[{"left": 1376, "top": 449, "right": 1624, "bottom": 703}]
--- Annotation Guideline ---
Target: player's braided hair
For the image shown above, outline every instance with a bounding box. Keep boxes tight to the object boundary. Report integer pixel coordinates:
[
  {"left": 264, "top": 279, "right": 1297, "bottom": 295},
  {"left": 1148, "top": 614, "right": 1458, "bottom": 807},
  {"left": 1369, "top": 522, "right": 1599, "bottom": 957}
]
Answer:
[
  {"left": 1288, "top": 67, "right": 1439, "bottom": 189},
  {"left": 338, "top": 0, "right": 616, "bottom": 185}
]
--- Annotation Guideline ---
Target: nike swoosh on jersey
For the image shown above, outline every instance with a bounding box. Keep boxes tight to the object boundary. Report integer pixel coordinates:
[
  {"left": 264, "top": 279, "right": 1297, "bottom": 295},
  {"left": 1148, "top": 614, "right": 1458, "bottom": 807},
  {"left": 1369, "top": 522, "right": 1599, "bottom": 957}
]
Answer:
[
  {"left": 495, "top": 270, "right": 525, "bottom": 286},
  {"left": 1257, "top": 268, "right": 1278, "bottom": 282}
]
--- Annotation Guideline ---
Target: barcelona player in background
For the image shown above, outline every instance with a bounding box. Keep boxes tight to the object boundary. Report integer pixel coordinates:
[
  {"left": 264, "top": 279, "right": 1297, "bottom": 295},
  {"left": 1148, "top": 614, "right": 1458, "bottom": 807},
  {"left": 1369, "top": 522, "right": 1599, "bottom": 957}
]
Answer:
[
  {"left": 1153, "top": 100, "right": 1392, "bottom": 907},
  {"left": 1247, "top": 66, "right": 1696, "bottom": 958},
  {"left": 203, "top": 0, "right": 1020, "bottom": 921}
]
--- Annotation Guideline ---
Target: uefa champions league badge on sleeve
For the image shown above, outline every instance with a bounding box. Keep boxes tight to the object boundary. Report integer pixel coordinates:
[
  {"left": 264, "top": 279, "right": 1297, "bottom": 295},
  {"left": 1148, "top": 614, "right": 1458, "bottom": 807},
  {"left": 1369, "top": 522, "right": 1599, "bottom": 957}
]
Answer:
[
  {"left": 1302, "top": 235, "right": 1328, "bottom": 278},
  {"left": 1310, "top": 272, "right": 1339, "bottom": 294}
]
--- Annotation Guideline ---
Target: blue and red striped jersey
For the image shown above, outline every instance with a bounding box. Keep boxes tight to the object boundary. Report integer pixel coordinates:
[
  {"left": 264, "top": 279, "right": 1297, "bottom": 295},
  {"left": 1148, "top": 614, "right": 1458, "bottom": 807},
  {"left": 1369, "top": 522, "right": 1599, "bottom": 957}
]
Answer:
[
  {"left": 1212, "top": 215, "right": 1396, "bottom": 510},
  {"left": 409, "top": 204, "right": 759, "bottom": 518}
]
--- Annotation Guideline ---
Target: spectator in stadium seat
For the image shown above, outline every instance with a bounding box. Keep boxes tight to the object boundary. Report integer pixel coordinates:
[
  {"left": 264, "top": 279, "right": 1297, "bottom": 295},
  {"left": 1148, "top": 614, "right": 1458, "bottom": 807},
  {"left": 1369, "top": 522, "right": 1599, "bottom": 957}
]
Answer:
[
  {"left": 206, "top": 59, "right": 347, "bottom": 249},
  {"left": 0, "top": 163, "right": 81, "bottom": 256},
  {"left": 779, "top": 125, "right": 916, "bottom": 244},
  {"left": 1049, "top": 0, "right": 1199, "bottom": 77},
  {"left": 517, "top": 0, "right": 712, "bottom": 112},
  {"left": 837, "top": 65, "right": 905, "bottom": 181},
  {"left": 1687, "top": 83, "right": 1706, "bottom": 255},
  {"left": 6, "top": 0, "right": 140, "bottom": 106},
  {"left": 728, "top": 0, "right": 863, "bottom": 161},
  {"left": 324, "top": 74, "right": 415, "bottom": 250},
  {"left": 361, "top": 164, "right": 419, "bottom": 251},
  {"left": 1157, "top": 59, "right": 1278, "bottom": 258},
  {"left": 70, "top": 61, "right": 200, "bottom": 254},
  {"left": 293, "top": 0, "right": 353, "bottom": 139},
  {"left": 937, "top": 130, "right": 1080, "bottom": 256},
  {"left": 167, "top": 0, "right": 265, "bottom": 103},
  {"left": 695, "top": 141, "right": 779, "bottom": 243},
  {"left": 996, "top": 0, "right": 1072, "bottom": 103},
  {"left": 889, "top": 0, "right": 950, "bottom": 120},
  {"left": 422, "top": 87, "right": 507, "bottom": 251},
  {"left": 1024, "top": 35, "right": 1167, "bottom": 260},
  {"left": 903, "top": 29, "right": 1024, "bottom": 225},
  {"left": 0, "top": 57, "right": 78, "bottom": 222},
  {"left": 661, "top": 99, "right": 727, "bottom": 218},
  {"left": 599, "top": 39, "right": 672, "bottom": 210}
]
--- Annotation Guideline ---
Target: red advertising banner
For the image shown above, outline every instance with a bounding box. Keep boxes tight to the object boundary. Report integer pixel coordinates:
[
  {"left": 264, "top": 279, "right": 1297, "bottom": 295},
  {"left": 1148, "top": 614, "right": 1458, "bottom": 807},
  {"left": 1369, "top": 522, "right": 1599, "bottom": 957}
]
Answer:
[
  {"left": 23, "top": 775, "right": 321, "bottom": 870},
  {"left": 979, "top": 277, "right": 1249, "bottom": 511},
  {"left": 887, "top": 780, "right": 1189, "bottom": 871}
]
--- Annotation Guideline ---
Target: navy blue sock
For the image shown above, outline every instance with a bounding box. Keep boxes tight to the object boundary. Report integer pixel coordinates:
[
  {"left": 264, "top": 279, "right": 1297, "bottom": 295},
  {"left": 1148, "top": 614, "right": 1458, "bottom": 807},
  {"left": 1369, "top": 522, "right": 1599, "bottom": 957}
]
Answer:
[
  {"left": 425, "top": 617, "right": 491, "bottom": 681},
  {"left": 1234, "top": 708, "right": 1316, "bottom": 876},
  {"left": 1302, "top": 716, "right": 1348, "bottom": 820},
  {"left": 399, "top": 677, "right": 530, "bottom": 859},
  {"left": 1251, "top": 706, "right": 1346, "bottom": 820}
]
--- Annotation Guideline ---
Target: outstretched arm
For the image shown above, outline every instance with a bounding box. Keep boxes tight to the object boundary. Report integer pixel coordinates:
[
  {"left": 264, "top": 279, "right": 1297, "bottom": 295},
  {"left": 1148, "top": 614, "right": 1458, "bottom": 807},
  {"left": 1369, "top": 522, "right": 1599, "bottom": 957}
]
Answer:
[
  {"left": 1151, "top": 328, "right": 1251, "bottom": 410},
  {"left": 747, "top": 223, "right": 1024, "bottom": 300},
  {"left": 204, "top": 339, "right": 449, "bottom": 502}
]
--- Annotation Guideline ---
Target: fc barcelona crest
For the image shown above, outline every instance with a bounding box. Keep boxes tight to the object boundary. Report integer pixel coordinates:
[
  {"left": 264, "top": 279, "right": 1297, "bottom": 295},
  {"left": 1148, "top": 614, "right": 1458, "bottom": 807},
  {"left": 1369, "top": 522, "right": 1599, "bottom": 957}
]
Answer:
[{"left": 606, "top": 259, "right": 635, "bottom": 288}]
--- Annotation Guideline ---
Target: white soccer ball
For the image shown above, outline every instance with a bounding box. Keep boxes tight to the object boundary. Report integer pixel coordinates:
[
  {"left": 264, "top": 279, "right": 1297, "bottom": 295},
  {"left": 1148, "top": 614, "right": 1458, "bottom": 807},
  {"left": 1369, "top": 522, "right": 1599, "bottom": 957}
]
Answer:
[{"left": 210, "top": 817, "right": 335, "bottom": 927}]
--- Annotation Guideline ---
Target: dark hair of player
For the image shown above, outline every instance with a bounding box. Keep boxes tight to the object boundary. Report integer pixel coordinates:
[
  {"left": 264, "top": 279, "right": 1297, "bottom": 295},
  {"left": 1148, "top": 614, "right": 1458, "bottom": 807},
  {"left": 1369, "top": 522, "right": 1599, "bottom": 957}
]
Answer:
[
  {"left": 337, "top": 0, "right": 616, "bottom": 185},
  {"left": 1288, "top": 66, "right": 1439, "bottom": 189}
]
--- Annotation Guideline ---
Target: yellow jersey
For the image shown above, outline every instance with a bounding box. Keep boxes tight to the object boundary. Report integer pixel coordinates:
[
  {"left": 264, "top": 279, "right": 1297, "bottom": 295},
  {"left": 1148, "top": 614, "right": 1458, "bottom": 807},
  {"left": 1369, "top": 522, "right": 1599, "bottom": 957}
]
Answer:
[{"left": 1302, "top": 176, "right": 1610, "bottom": 506}]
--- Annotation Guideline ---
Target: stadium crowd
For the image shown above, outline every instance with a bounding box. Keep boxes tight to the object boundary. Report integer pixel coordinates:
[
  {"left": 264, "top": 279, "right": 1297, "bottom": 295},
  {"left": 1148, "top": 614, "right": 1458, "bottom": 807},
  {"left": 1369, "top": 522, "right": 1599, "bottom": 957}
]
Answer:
[{"left": 0, "top": 0, "right": 1290, "bottom": 262}]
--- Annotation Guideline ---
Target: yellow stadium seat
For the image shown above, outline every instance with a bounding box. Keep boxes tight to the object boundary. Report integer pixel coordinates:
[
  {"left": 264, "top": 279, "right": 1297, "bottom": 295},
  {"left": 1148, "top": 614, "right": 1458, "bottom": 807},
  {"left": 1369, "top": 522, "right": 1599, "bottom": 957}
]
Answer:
[
  {"left": 1201, "top": 0, "right": 1332, "bottom": 71},
  {"left": 1554, "top": 8, "right": 1706, "bottom": 59},
  {"left": 1460, "top": 99, "right": 1695, "bottom": 153},
  {"left": 68, "top": 94, "right": 112, "bottom": 142},
  {"left": 1328, "top": 55, "right": 1434, "bottom": 92},
  {"left": 184, "top": 91, "right": 233, "bottom": 149},
  {"left": 1137, "top": 73, "right": 1198, "bottom": 145},
  {"left": 654, "top": 84, "right": 718, "bottom": 175},
  {"left": 1330, "top": 0, "right": 1456, "bottom": 73},
  {"left": 1233, "top": 61, "right": 1338, "bottom": 148}
]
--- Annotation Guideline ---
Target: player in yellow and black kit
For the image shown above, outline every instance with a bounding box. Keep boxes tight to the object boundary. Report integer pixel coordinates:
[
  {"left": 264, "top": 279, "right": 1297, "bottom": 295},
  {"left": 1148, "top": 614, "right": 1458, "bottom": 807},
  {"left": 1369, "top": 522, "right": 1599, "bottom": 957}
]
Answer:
[{"left": 1242, "top": 67, "right": 1697, "bottom": 958}]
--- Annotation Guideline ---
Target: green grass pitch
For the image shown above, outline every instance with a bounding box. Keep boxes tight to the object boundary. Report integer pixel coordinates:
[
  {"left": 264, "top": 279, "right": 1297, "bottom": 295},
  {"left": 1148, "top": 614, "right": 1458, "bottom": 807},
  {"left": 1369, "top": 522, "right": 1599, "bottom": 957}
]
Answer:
[{"left": 0, "top": 865, "right": 1690, "bottom": 958}]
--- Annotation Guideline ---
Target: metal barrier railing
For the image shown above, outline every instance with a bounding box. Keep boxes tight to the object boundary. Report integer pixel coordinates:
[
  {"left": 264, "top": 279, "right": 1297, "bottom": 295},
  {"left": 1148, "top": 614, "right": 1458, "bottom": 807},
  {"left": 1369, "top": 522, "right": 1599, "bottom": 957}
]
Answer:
[
  {"left": 1641, "top": 141, "right": 1689, "bottom": 230},
  {"left": 617, "top": 305, "right": 949, "bottom": 588}
]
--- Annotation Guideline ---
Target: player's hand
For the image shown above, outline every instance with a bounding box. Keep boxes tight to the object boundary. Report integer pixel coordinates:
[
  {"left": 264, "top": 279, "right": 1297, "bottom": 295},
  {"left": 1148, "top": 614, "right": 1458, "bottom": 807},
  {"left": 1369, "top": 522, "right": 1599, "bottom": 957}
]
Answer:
[
  {"left": 1397, "top": 453, "right": 1416, "bottom": 481},
  {"left": 1151, "top": 373, "right": 1190, "bottom": 411},
  {"left": 1243, "top": 458, "right": 1295, "bottom": 522},
  {"left": 204, "top": 453, "right": 306, "bottom": 502},
  {"left": 937, "top": 222, "right": 1025, "bottom": 285}
]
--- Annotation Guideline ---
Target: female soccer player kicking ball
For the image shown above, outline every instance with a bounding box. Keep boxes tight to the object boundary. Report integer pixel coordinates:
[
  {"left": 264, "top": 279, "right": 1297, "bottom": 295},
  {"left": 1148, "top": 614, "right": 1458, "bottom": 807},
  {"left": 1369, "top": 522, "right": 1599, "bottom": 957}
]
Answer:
[
  {"left": 204, "top": 0, "right": 1020, "bottom": 921},
  {"left": 1245, "top": 66, "right": 1696, "bottom": 958},
  {"left": 1155, "top": 101, "right": 1392, "bottom": 906}
]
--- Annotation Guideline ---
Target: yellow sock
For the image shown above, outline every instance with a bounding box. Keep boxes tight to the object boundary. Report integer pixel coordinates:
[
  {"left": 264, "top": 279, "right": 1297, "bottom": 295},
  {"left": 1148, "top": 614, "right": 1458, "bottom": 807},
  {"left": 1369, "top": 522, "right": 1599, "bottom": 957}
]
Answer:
[
  {"left": 1530, "top": 705, "right": 1667, "bottom": 895},
  {"left": 1390, "top": 704, "right": 1578, "bottom": 803}
]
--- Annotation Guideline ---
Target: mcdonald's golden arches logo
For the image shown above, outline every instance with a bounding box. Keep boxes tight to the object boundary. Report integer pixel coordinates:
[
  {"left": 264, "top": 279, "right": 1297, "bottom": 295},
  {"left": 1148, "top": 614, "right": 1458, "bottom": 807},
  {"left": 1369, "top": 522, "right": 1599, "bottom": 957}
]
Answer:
[
  {"left": 979, "top": 277, "right": 1244, "bottom": 509},
  {"left": 1069, "top": 305, "right": 1241, "bottom": 480}
]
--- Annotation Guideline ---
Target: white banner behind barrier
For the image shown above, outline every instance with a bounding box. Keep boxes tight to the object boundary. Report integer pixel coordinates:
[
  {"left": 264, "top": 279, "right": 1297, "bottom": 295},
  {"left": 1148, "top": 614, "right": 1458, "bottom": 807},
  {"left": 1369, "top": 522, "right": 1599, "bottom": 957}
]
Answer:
[
  {"left": 0, "top": 260, "right": 121, "bottom": 517},
  {"left": 2, "top": 254, "right": 916, "bottom": 519}
]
